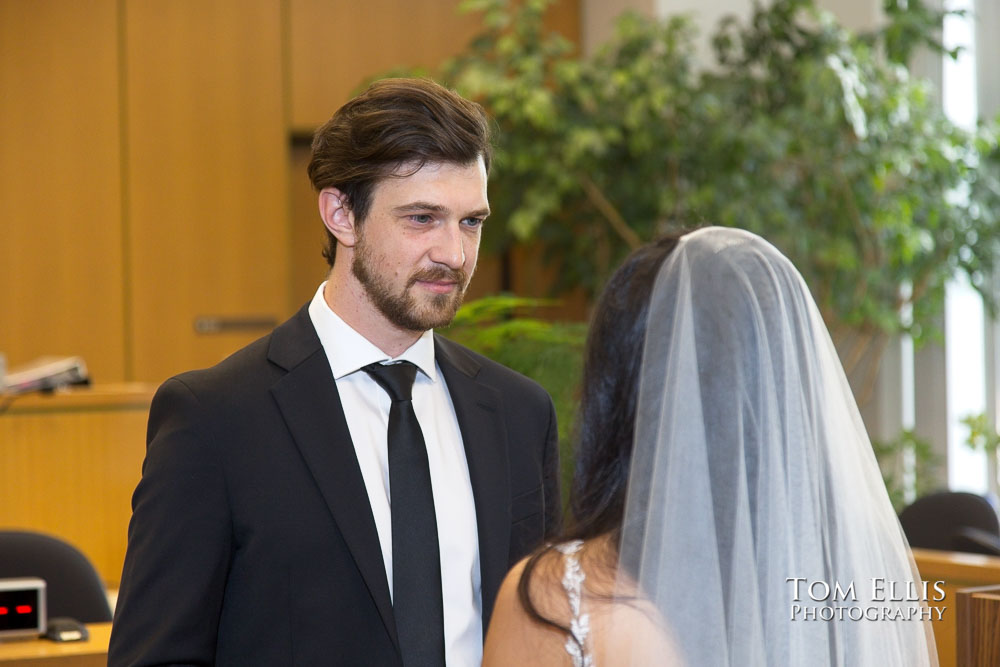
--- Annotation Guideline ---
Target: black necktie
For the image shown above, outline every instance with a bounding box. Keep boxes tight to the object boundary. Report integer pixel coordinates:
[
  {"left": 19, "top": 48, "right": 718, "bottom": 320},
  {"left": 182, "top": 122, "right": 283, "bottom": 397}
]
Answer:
[{"left": 363, "top": 361, "right": 445, "bottom": 667}]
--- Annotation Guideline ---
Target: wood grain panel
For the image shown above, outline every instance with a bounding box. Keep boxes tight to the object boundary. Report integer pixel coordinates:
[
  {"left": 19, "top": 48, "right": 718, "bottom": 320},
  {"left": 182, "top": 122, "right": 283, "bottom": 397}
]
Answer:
[
  {"left": 288, "top": 0, "right": 581, "bottom": 131},
  {"left": 124, "top": 0, "right": 290, "bottom": 383},
  {"left": 0, "top": 0, "right": 125, "bottom": 382},
  {"left": 0, "top": 385, "right": 154, "bottom": 588},
  {"left": 957, "top": 586, "right": 1000, "bottom": 667},
  {"left": 912, "top": 548, "right": 1000, "bottom": 667}
]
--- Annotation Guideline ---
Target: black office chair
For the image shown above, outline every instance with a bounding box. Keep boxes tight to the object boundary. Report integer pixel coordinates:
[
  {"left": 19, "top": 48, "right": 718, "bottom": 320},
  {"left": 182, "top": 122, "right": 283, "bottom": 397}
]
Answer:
[
  {"left": 899, "top": 491, "right": 1000, "bottom": 557},
  {"left": 0, "top": 530, "right": 112, "bottom": 623}
]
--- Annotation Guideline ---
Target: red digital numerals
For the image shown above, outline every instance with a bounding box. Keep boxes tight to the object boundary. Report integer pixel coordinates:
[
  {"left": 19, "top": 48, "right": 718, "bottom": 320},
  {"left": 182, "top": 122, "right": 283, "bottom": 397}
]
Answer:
[{"left": 0, "top": 605, "right": 33, "bottom": 615}]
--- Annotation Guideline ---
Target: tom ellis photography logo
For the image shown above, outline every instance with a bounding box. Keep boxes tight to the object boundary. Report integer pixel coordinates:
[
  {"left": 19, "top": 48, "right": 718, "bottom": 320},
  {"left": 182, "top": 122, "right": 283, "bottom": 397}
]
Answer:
[{"left": 786, "top": 578, "right": 947, "bottom": 621}]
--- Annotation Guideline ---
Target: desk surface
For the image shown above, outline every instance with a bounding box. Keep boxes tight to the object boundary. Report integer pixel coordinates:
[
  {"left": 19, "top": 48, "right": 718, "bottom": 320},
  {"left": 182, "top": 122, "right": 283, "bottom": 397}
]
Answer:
[
  {"left": 0, "top": 623, "right": 110, "bottom": 665},
  {"left": 3, "top": 382, "right": 156, "bottom": 413}
]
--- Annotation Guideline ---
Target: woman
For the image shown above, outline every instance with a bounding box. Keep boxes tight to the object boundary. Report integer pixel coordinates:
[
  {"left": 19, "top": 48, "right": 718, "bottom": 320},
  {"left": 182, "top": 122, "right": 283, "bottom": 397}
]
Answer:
[{"left": 483, "top": 227, "right": 937, "bottom": 666}]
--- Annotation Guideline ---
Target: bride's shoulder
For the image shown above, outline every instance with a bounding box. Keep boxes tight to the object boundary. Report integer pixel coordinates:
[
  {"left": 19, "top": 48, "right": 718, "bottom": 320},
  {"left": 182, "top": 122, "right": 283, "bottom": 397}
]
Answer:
[
  {"left": 482, "top": 542, "right": 583, "bottom": 666},
  {"left": 483, "top": 538, "right": 681, "bottom": 666}
]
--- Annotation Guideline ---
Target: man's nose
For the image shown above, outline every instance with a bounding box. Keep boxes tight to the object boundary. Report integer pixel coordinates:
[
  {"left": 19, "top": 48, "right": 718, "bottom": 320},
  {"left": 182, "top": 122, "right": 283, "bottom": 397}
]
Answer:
[{"left": 428, "top": 222, "right": 465, "bottom": 269}]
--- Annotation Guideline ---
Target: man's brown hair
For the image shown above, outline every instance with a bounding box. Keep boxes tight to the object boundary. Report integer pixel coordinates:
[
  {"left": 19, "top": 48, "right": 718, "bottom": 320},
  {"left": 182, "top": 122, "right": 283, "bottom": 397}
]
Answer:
[{"left": 308, "top": 77, "right": 493, "bottom": 266}]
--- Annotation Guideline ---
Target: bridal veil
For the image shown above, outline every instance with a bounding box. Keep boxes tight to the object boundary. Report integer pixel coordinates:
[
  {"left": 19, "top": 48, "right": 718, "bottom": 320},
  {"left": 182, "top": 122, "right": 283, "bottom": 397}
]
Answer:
[{"left": 617, "top": 227, "right": 937, "bottom": 665}]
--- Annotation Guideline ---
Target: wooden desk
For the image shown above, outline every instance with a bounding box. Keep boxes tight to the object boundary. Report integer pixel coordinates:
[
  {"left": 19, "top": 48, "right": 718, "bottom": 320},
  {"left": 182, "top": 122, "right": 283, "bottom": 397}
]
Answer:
[
  {"left": 957, "top": 585, "right": 1000, "bottom": 666},
  {"left": 913, "top": 548, "right": 1000, "bottom": 667},
  {"left": 0, "top": 384, "right": 154, "bottom": 587},
  {"left": 0, "top": 623, "right": 110, "bottom": 665}
]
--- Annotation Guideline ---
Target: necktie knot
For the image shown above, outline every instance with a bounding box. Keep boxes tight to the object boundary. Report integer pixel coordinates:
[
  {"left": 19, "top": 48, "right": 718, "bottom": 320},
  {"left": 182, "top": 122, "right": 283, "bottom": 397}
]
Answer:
[{"left": 363, "top": 361, "right": 417, "bottom": 402}]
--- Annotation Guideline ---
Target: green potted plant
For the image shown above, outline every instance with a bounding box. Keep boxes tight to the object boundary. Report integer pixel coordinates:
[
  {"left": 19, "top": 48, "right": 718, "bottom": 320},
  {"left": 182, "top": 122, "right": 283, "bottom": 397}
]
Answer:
[
  {"left": 443, "top": 0, "right": 999, "bottom": 388},
  {"left": 385, "top": 0, "right": 1000, "bottom": 499}
]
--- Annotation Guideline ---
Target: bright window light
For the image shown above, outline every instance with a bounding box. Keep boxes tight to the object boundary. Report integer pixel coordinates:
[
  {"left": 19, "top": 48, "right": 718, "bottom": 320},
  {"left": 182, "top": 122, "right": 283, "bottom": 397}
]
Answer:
[{"left": 942, "top": 0, "right": 985, "bottom": 492}]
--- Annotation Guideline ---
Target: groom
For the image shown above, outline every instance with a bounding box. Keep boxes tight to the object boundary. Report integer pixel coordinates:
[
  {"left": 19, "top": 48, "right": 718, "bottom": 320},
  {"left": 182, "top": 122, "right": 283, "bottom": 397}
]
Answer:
[{"left": 109, "top": 78, "right": 561, "bottom": 666}]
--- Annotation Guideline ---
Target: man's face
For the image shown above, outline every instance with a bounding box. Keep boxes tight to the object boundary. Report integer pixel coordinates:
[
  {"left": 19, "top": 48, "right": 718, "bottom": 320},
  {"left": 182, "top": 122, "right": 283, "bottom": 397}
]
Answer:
[{"left": 351, "top": 158, "right": 489, "bottom": 333}]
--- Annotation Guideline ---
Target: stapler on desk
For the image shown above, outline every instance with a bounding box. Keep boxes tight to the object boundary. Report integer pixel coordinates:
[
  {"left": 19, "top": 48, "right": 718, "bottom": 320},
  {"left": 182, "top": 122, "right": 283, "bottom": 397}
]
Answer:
[{"left": 43, "top": 617, "right": 89, "bottom": 642}]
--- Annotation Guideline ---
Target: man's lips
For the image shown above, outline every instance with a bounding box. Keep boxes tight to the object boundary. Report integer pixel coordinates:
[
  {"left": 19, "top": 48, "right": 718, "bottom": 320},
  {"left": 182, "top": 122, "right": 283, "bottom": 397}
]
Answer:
[{"left": 415, "top": 280, "right": 459, "bottom": 294}]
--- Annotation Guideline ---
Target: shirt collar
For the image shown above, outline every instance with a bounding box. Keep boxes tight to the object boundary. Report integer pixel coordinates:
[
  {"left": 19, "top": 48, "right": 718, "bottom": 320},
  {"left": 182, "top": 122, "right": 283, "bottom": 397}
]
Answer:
[{"left": 307, "top": 282, "right": 438, "bottom": 382}]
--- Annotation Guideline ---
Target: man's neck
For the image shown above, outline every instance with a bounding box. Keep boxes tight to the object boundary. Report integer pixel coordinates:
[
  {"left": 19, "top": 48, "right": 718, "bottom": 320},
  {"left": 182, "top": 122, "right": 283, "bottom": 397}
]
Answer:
[{"left": 323, "top": 270, "right": 424, "bottom": 358}]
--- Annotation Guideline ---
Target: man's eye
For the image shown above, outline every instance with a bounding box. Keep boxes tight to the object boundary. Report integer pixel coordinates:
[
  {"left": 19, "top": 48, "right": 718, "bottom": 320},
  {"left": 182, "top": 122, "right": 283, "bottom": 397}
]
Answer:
[
  {"left": 463, "top": 217, "right": 484, "bottom": 228},
  {"left": 409, "top": 214, "right": 433, "bottom": 224}
]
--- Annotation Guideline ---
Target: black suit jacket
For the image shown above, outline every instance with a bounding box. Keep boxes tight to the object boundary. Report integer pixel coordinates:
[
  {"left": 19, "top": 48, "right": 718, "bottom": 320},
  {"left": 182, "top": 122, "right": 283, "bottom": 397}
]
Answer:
[{"left": 109, "top": 305, "right": 561, "bottom": 666}]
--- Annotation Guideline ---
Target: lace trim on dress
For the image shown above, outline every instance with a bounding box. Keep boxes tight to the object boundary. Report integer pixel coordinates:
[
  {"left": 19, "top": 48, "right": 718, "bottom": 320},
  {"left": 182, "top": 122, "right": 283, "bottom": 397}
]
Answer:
[{"left": 555, "top": 540, "right": 594, "bottom": 667}]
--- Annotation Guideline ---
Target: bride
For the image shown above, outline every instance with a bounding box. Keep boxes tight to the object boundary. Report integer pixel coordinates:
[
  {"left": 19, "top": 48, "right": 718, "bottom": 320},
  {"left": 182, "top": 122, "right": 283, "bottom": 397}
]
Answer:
[{"left": 483, "top": 227, "right": 937, "bottom": 666}]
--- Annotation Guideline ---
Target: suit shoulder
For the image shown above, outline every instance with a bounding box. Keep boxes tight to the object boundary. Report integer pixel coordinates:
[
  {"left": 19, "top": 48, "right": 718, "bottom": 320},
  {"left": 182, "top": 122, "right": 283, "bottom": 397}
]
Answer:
[
  {"left": 167, "top": 334, "right": 275, "bottom": 397},
  {"left": 435, "top": 334, "right": 552, "bottom": 405},
  {"left": 163, "top": 304, "right": 317, "bottom": 401}
]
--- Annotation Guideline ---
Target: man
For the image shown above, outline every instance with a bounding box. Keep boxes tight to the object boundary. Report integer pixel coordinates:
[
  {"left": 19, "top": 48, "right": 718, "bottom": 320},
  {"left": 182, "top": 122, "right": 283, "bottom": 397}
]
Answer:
[{"left": 109, "top": 78, "right": 561, "bottom": 666}]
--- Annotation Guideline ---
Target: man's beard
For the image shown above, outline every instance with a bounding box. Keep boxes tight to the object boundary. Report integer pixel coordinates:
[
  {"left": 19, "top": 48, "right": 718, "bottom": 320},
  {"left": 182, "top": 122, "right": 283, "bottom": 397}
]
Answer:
[{"left": 351, "top": 235, "right": 469, "bottom": 332}]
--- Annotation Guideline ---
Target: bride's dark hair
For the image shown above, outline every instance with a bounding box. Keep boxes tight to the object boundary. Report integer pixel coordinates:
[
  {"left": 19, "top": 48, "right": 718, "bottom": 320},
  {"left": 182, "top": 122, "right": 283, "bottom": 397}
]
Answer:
[{"left": 516, "top": 234, "right": 683, "bottom": 633}]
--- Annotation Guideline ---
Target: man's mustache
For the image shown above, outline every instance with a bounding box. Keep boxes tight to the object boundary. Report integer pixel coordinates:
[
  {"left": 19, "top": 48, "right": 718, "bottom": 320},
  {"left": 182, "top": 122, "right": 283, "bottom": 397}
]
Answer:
[{"left": 408, "top": 267, "right": 467, "bottom": 287}]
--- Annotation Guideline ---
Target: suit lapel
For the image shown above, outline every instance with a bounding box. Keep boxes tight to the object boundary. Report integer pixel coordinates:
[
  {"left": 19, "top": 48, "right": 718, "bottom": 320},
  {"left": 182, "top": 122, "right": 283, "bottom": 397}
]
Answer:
[
  {"left": 434, "top": 335, "right": 511, "bottom": 628},
  {"left": 267, "top": 307, "right": 398, "bottom": 650}
]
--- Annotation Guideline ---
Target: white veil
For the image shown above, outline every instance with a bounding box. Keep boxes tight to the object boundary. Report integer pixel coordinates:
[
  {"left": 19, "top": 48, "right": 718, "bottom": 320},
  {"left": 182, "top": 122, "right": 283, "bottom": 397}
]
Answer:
[{"left": 617, "top": 227, "right": 937, "bottom": 666}]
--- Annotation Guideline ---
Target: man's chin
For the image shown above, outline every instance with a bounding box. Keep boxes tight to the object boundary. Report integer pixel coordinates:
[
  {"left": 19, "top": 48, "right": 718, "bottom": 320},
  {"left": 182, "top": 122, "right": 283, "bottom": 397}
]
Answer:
[{"left": 411, "top": 293, "right": 464, "bottom": 329}]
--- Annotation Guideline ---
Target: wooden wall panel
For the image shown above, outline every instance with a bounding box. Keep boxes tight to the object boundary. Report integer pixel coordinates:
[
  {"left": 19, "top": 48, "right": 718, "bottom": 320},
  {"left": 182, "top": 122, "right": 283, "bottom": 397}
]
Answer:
[
  {"left": 124, "top": 0, "right": 290, "bottom": 382},
  {"left": 0, "top": 0, "right": 125, "bottom": 382},
  {"left": 288, "top": 0, "right": 581, "bottom": 131},
  {"left": 289, "top": 0, "right": 479, "bottom": 131}
]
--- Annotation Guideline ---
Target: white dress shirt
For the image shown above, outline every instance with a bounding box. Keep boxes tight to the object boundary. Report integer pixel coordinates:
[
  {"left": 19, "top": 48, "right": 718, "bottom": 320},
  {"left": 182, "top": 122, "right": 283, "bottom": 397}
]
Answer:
[{"left": 308, "top": 283, "right": 482, "bottom": 666}]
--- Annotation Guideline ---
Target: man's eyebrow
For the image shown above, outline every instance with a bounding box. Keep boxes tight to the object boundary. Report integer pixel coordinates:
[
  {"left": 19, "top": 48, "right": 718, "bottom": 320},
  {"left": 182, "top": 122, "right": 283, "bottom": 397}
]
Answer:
[
  {"left": 393, "top": 201, "right": 448, "bottom": 214},
  {"left": 392, "top": 202, "right": 491, "bottom": 218}
]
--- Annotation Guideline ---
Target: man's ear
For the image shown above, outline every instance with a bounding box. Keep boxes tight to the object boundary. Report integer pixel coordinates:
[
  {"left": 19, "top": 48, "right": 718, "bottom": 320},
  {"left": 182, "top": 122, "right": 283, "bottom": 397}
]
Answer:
[{"left": 319, "top": 187, "right": 358, "bottom": 248}]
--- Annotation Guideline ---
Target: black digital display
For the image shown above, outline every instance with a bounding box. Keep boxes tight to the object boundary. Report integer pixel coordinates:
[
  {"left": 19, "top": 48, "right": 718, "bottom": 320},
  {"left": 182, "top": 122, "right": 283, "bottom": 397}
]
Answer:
[{"left": 0, "top": 588, "right": 40, "bottom": 632}]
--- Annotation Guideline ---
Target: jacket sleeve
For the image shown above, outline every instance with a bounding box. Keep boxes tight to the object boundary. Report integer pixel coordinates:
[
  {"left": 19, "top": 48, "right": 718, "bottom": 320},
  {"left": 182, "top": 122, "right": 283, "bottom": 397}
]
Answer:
[
  {"left": 108, "top": 377, "right": 232, "bottom": 667},
  {"left": 541, "top": 395, "right": 563, "bottom": 539}
]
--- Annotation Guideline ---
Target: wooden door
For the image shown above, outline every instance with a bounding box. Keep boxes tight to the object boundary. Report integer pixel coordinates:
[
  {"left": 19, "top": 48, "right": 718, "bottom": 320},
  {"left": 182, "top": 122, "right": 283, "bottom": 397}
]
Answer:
[{"left": 124, "top": 0, "right": 290, "bottom": 382}]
